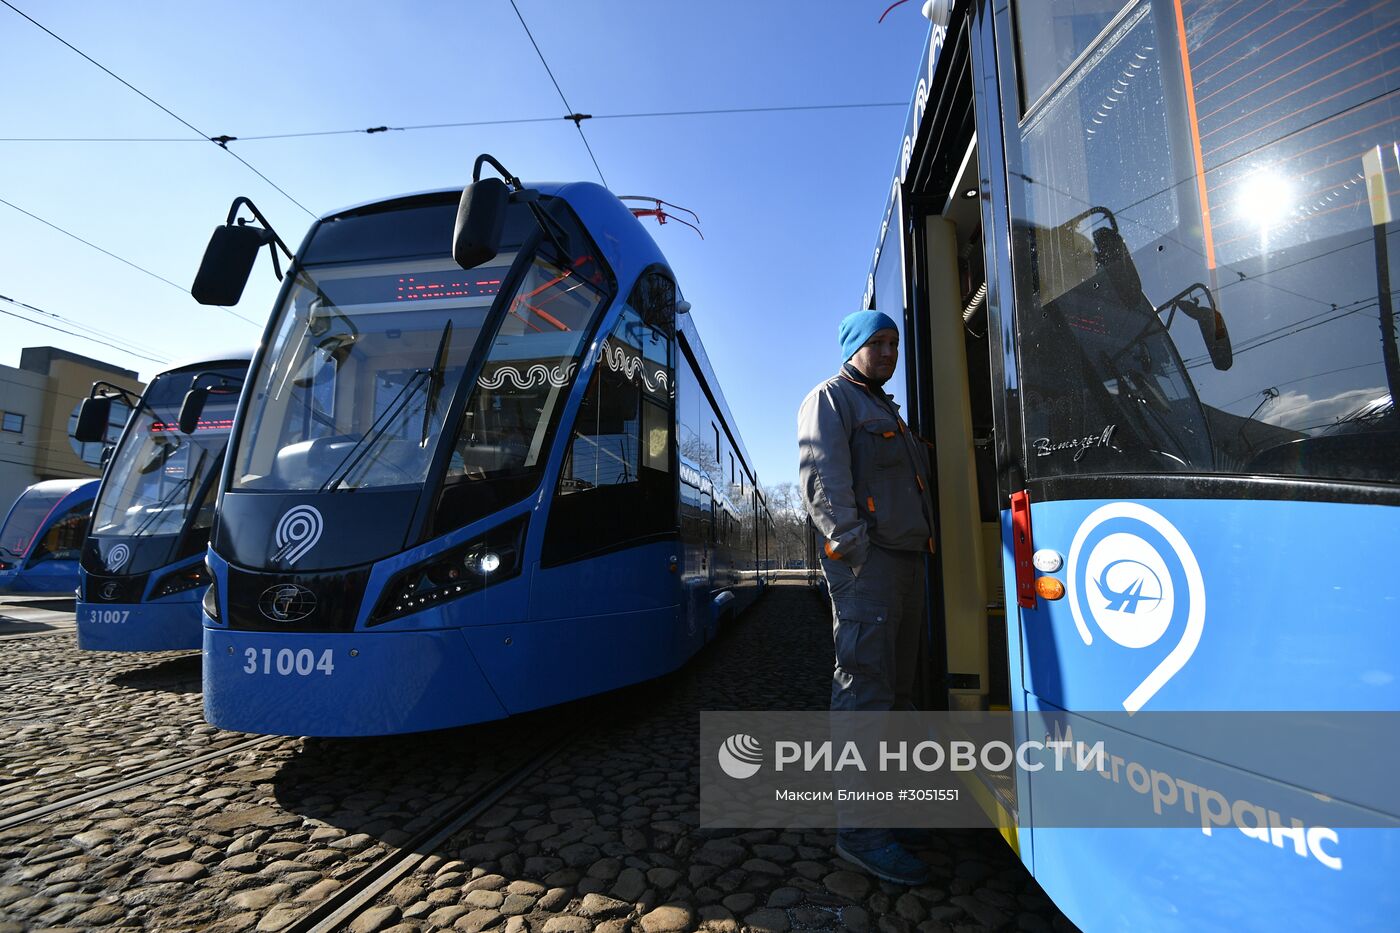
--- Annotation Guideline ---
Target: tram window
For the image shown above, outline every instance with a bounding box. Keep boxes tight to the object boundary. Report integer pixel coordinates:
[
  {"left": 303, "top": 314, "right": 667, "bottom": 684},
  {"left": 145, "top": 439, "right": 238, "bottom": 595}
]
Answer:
[
  {"left": 544, "top": 307, "right": 676, "bottom": 565},
  {"left": 628, "top": 272, "right": 677, "bottom": 335},
  {"left": 27, "top": 503, "right": 89, "bottom": 565},
  {"left": 1013, "top": 0, "right": 1133, "bottom": 115},
  {"left": 1001, "top": 0, "right": 1400, "bottom": 485}
]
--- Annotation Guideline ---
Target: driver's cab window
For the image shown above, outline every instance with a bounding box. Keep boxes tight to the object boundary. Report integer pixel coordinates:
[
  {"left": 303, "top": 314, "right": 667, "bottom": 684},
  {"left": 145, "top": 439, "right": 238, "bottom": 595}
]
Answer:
[{"left": 28, "top": 502, "right": 90, "bottom": 565}]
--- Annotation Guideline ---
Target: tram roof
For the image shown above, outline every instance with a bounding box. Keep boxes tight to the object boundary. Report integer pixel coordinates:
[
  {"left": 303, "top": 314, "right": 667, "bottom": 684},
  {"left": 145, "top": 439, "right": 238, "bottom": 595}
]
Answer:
[
  {"left": 20, "top": 478, "right": 98, "bottom": 499},
  {"left": 320, "top": 184, "right": 570, "bottom": 222},
  {"left": 160, "top": 348, "right": 255, "bottom": 375}
]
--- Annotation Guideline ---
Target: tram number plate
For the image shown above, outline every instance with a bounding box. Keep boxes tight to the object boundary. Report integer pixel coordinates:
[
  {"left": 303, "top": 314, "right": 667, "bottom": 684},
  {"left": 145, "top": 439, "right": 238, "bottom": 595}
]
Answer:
[
  {"left": 87, "top": 610, "right": 130, "bottom": 624},
  {"left": 243, "top": 647, "right": 335, "bottom": 676}
]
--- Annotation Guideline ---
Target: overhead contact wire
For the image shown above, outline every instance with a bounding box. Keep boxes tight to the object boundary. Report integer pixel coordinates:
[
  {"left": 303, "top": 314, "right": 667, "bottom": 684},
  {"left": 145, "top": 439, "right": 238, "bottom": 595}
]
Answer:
[
  {"left": 0, "top": 197, "right": 260, "bottom": 327},
  {"left": 0, "top": 104, "right": 908, "bottom": 144},
  {"left": 0, "top": 292, "right": 171, "bottom": 362},
  {"left": 0, "top": 0, "right": 315, "bottom": 218},
  {"left": 0, "top": 304, "right": 167, "bottom": 365},
  {"left": 507, "top": 0, "right": 608, "bottom": 187}
]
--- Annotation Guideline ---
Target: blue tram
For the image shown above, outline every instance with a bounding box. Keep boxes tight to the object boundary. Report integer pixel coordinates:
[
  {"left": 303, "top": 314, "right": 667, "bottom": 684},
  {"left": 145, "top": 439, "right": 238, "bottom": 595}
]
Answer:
[
  {"left": 0, "top": 479, "right": 98, "bottom": 596},
  {"left": 863, "top": 2, "right": 1399, "bottom": 929},
  {"left": 191, "top": 163, "right": 774, "bottom": 736},
  {"left": 75, "top": 353, "right": 250, "bottom": 651}
]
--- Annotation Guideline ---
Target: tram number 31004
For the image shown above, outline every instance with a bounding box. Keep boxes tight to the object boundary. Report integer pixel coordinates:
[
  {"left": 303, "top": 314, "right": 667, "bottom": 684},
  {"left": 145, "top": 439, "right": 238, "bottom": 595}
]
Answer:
[{"left": 243, "top": 647, "right": 335, "bottom": 676}]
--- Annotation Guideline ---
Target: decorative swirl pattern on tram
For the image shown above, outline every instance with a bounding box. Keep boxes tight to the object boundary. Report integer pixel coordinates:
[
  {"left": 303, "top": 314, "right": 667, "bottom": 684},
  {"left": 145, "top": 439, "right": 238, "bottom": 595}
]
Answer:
[{"left": 477, "top": 363, "right": 578, "bottom": 390}]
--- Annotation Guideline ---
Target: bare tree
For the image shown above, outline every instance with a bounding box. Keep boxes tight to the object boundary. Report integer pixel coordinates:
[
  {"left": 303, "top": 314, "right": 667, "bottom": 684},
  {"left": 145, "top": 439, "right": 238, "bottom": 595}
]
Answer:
[{"left": 762, "top": 481, "right": 811, "bottom": 569}]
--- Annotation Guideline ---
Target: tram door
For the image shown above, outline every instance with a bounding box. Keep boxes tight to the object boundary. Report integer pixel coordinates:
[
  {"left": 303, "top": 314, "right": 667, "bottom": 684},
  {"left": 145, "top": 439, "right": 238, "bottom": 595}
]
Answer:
[
  {"left": 898, "top": 27, "right": 1020, "bottom": 835},
  {"left": 899, "top": 123, "right": 1006, "bottom": 716}
]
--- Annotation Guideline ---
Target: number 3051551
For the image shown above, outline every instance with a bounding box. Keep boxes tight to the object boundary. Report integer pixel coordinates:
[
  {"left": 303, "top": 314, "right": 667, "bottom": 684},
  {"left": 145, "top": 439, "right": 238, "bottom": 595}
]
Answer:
[{"left": 243, "top": 647, "right": 335, "bottom": 676}]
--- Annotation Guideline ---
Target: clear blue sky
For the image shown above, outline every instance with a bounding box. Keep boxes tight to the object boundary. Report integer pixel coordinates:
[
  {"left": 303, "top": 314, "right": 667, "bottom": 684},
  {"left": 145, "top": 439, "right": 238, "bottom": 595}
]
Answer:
[{"left": 0, "top": 0, "right": 930, "bottom": 489}]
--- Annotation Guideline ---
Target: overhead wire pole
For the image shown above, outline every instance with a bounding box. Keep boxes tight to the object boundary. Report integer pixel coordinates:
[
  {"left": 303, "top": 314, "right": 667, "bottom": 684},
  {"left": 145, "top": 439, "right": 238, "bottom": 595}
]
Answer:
[
  {"left": 507, "top": 0, "right": 608, "bottom": 188},
  {"left": 0, "top": 0, "right": 315, "bottom": 220}
]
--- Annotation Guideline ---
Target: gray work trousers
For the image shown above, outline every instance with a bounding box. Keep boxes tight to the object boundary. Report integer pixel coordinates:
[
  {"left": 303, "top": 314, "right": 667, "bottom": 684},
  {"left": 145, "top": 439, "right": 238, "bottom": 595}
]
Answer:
[
  {"left": 822, "top": 545, "right": 926, "bottom": 712},
  {"left": 821, "top": 545, "right": 927, "bottom": 851}
]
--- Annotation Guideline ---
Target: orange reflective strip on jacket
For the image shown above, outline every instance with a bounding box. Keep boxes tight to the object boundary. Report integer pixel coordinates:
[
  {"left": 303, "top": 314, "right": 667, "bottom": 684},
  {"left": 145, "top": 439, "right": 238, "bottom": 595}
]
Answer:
[
  {"left": 867, "top": 496, "right": 876, "bottom": 512},
  {"left": 824, "top": 539, "right": 841, "bottom": 560}
]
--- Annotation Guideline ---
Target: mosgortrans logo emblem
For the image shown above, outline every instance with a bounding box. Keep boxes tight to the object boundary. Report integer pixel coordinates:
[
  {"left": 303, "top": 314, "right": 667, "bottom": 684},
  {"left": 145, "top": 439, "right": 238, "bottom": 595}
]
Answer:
[
  {"left": 718, "top": 733, "right": 764, "bottom": 779},
  {"left": 1067, "top": 502, "right": 1205, "bottom": 712}
]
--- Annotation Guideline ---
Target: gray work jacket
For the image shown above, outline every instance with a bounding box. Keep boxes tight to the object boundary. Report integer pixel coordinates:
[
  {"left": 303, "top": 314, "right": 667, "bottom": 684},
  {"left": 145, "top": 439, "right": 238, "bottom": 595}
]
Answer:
[{"left": 798, "top": 367, "right": 936, "bottom": 566}]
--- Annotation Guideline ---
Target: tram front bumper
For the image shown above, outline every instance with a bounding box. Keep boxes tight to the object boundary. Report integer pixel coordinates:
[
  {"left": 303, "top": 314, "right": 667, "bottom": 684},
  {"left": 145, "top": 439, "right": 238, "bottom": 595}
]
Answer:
[
  {"left": 202, "top": 625, "right": 510, "bottom": 737},
  {"left": 77, "top": 599, "right": 203, "bottom": 651}
]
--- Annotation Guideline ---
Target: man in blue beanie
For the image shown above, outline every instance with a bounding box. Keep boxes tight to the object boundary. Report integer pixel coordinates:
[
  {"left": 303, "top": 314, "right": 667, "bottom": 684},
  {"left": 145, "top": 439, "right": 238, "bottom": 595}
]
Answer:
[{"left": 797, "top": 310, "right": 936, "bottom": 884}]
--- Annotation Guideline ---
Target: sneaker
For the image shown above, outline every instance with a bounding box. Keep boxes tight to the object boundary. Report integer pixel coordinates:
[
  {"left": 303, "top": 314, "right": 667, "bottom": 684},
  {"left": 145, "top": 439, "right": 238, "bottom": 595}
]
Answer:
[{"left": 835, "top": 841, "right": 931, "bottom": 885}]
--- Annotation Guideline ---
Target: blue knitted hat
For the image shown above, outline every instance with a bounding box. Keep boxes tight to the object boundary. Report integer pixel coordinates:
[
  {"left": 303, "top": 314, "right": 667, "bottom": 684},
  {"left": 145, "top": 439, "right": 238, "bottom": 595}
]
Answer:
[{"left": 838, "top": 310, "right": 899, "bottom": 362}]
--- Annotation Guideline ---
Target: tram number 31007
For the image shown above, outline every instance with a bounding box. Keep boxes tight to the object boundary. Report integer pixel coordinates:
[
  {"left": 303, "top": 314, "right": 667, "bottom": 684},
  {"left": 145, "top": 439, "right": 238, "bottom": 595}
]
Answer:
[{"left": 243, "top": 647, "right": 335, "bottom": 676}]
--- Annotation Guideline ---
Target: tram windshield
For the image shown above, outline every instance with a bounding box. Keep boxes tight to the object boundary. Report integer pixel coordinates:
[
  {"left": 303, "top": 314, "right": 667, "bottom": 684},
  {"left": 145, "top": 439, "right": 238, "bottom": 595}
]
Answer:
[
  {"left": 91, "top": 365, "right": 244, "bottom": 543},
  {"left": 1003, "top": 0, "right": 1400, "bottom": 484},
  {"left": 0, "top": 486, "right": 67, "bottom": 560},
  {"left": 231, "top": 195, "right": 613, "bottom": 502}
]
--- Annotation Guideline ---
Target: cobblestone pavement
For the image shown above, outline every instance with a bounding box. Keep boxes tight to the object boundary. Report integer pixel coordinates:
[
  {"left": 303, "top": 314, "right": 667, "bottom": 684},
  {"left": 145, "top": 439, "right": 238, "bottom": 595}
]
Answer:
[
  {"left": 2, "top": 652, "right": 195, "bottom": 804},
  {"left": 0, "top": 629, "right": 187, "bottom": 686},
  {"left": 0, "top": 583, "right": 1079, "bottom": 932}
]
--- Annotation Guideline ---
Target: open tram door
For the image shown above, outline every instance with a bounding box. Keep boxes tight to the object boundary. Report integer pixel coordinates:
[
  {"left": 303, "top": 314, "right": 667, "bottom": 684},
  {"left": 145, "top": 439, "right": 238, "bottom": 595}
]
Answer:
[{"left": 868, "top": 2, "right": 1023, "bottom": 843}]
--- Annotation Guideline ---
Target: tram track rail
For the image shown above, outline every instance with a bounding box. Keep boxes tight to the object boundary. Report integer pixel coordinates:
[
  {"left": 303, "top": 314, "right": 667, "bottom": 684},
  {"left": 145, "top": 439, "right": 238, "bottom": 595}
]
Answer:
[
  {"left": 0, "top": 734, "right": 281, "bottom": 830},
  {"left": 283, "top": 728, "right": 576, "bottom": 933}
]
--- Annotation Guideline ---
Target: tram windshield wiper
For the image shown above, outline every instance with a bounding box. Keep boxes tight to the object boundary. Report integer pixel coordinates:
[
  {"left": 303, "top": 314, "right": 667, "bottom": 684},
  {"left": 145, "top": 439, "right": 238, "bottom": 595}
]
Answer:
[
  {"left": 319, "top": 369, "right": 430, "bottom": 492},
  {"left": 421, "top": 320, "right": 453, "bottom": 449},
  {"left": 131, "top": 448, "right": 207, "bottom": 537}
]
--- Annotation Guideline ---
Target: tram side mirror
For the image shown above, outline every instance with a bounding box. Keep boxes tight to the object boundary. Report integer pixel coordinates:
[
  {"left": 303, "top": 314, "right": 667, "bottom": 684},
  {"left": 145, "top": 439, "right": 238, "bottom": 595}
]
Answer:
[
  {"left": 1201, "top": 310, "right": 1233, "bottom": 370},
  {"left": 74, "top": 396, "right": 112, "bottom": 444},
  {"left": 1178, "top": 293, "right": 1234, "bottom": 371},
  {"left": 192, "top": 224, "right": 269, "bottom": 306},
  {"left": 453, "top": 177, "right": 510, "bottom": 270},
  {"left": 1092, "top": 226, "right": 1146, "bottom": 312},
  {"left": 178, "top": 387, "right": 209, "bottom": 434}
]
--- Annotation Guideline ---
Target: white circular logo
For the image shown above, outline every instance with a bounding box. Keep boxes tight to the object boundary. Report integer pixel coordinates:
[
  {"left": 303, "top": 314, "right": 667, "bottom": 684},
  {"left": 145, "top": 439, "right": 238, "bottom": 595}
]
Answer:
[
  {"left": 272, "top": 505, "right": 323, "bottom": 566},
  {"left": 717, "top": 734, "right": 763, "bottom": 779},
  {"left": 1067, "top": 503, "right": 1205, "bottom": 712},
  {"left": 1082, "top": 533, "right": 1173, "bottom": 649},
  {"left": 106, "top": 543, "right": 131, "bottom": 572}
]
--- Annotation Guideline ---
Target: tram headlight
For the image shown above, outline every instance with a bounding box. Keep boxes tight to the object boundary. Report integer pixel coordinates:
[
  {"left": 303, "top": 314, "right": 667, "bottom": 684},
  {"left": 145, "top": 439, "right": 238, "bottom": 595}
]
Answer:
[
  {"left": 152, "top": 563, "right": 212, "bottom": 600},
  {"left": 202, "top": 571, "right": 220, "bottom": 622},
  {"left": 368, "top": 515, "right": 528, "bottom": 626},
  {"left": 471, "top": 550, "right": 502, "bottom": 575}
]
